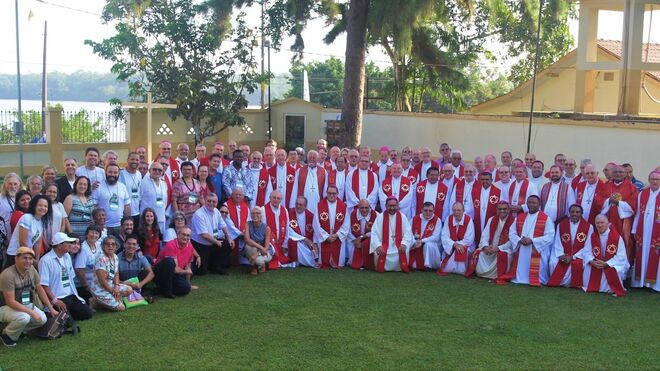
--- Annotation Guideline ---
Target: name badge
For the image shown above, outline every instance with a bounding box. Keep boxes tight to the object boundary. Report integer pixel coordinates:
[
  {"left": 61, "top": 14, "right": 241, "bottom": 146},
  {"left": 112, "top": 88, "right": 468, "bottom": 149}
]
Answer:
[
  {"left": 131, "top": 187, "right": 139, "bottom": 199},
  {"left": 156, "top": 196, "right": 164, "bottom": 208},
  {"left": 213, "top": 228, "right": 220, "bottom": 239},
  {"left": 21, "top": 290, "right": 31, "bottom": 306},
  {"left": 188, "top": 193, "right": 198, "bottom": 204},
  {"left": 61, "top": 266, "right": 71, "bottom": 288},
  {"left": 109, "top": 193, "right": 119, "bottom": 211}
]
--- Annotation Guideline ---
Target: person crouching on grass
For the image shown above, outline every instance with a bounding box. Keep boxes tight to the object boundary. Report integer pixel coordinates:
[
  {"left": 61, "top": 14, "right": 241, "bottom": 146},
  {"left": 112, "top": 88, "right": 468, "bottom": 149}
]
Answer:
[
  {"left": 244, "top": 207, "right": 272, "bottom": 276},
  {"left": 91, "top": 236, "right": 133, "bottom": 311}
]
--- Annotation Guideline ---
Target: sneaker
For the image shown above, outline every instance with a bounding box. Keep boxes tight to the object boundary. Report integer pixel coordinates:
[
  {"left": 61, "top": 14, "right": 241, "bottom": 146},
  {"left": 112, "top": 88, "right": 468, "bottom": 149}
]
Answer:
[{"left": 1, "top": 333, "right": 17, "bottom": 347}]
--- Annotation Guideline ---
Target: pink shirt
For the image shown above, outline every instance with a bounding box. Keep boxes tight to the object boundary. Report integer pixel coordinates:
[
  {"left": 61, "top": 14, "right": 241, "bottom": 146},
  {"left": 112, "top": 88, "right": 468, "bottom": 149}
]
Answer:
[{"left": 155, "top": 239, "right": 194, "bottom": 269}]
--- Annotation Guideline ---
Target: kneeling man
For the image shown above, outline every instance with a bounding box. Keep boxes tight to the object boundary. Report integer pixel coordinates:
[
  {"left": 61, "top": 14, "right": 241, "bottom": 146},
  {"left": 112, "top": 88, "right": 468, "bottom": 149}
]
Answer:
[
  {"left": 370, "top": 197, "right": 413, "bottom": 272},
  {"left": 547, "top": 204, "right": 592, "bottom": 288},
  {"left": 580, "top": 214, "right": 629, "bottom": 296},
  {"left": 438, "top": 202, "right": 475, "bottom": 275},
  {"left": 467, "top": 201, "right": 513, "bottom": 279}
]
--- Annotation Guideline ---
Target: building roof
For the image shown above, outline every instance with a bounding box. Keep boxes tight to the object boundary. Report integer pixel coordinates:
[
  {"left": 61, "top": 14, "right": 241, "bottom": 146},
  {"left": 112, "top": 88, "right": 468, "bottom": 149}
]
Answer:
[
  {"left": 469, "top": 39, "right": 660, "bottom": 113},
  {"left": 597, "top": 39, "right": 660, "bottom": 80}
]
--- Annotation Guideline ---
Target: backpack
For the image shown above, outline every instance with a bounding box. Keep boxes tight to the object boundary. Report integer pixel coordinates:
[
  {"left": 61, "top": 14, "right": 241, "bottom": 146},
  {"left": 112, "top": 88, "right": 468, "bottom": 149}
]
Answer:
[{"left": 33, "top": 310, "right": 79, "bottom": 340}]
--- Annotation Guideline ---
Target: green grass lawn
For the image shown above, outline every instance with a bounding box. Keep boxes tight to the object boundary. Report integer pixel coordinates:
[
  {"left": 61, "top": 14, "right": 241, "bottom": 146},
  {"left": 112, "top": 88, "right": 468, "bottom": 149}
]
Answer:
[{"left": 1, "top": 268, "right": 659, "bottom": 370}]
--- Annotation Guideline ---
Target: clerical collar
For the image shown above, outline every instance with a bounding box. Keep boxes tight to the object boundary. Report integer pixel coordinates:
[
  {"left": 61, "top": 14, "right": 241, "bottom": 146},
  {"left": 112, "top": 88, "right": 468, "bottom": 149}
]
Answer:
[
  {"left": 270, "top": 204, "right": 280, "bottom": 212},
  {"left": 528, "top": 211, "right": 539, "bottom": 215}
]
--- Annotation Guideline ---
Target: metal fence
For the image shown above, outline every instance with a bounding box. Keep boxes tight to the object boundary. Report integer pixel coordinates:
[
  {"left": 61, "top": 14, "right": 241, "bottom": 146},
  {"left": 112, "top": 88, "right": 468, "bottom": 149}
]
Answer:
[
  {"left": 0, "top": 109, "right": 127, "bottom": 144},
  {"left": 0, "top": 110, "right": 45, "bottom": 144},
  {"left": 62, "top": 110, "right": 127, "bottom": 143}
]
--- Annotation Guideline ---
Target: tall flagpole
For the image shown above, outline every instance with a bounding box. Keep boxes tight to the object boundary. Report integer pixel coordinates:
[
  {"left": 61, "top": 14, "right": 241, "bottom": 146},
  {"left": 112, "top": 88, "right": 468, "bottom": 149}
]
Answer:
[
  {"left": 527, "top": 0, "right": 544, "bottom": 154},
  {"left": 41, "top": 21, "right": 48, "bottom": 134},
  {"left": 15, "top": 0, "right": 24, "bottom": 179}
]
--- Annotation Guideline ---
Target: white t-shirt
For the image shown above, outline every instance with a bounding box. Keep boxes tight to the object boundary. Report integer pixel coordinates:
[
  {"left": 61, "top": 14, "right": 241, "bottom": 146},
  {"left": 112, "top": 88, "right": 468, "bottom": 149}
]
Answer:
[
  {"left": 51, "top": 202, "right": 68, "bottom": 234},
  {"left": 93, "top": 182, "right": 131, "bottom": 228},
  {"left": 7, "top": 214, "right": 44, "bottom": 255},
  {"left": 120, "top": 169, "right": 143, "bottom": 217}
]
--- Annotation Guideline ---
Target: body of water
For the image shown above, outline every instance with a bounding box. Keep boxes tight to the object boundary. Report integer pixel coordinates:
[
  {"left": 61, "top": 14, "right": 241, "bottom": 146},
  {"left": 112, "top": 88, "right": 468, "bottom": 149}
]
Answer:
[{"left": 0, "top": 99, "right": 113, "bottom": 112}]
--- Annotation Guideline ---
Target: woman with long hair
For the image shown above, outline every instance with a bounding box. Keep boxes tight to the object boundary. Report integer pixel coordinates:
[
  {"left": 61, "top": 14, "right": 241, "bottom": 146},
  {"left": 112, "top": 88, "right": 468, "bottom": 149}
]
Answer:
[
  {"left": 195, "top": 165, "right": 214, "bottom": 201},
  {"left": 43, "top": 182, "right": 71, "bottom": 236},
  {"left": 136, "top": 208, "right": 162, "bottom": 262},
  {"left": 64, "top": 176, "right": 97, "bottom": 237},
  {"left": 9, "top": 190, "right": 31, "bottom": 232},
  {"left": 5, "top": 194, "right": 52, "bottom": 266},
  {"left": 163, "top": 211, "right": 187, "bottom": 243}
]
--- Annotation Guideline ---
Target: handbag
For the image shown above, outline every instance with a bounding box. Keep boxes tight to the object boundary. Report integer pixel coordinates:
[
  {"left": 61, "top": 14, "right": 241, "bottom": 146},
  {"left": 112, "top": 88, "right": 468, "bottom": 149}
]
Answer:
[{"left": 122, "top": 277, "right": 148, "bottom": 308}]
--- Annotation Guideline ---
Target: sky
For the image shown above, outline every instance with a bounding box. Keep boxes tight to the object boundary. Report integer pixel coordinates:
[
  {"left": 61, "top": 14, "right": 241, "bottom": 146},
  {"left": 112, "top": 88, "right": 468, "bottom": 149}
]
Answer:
[{"left": 1, "top": 0, "right": 659, "bottom": 76}]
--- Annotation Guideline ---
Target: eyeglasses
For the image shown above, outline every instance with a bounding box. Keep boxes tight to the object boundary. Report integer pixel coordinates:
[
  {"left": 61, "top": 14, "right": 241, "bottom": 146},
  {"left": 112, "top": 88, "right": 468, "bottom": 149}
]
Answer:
[
  {"left": 327, "top": 192, "right": 338, "bottom": 195},
  {"left": 220, "top": 211, "right": 229, "bottom": 215},
  {"left": 151, "top": 169, "right": 163, "bottom": 173},
  {"left": 160, "top": 163, "right": 169, "bottom": 167},
  {"left": 179, "top": 233, "right": 191, "bottom": 237},
  {"left": 174, "top": 217, "right": 185, "bottom": 221}
]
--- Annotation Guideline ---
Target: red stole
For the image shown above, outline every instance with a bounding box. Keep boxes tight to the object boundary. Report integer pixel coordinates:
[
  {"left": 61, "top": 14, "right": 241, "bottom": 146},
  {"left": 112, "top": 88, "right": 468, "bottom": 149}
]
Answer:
[
  {"left": 413, "top": 160, "right": 437, "bottom": 180},
  {"left": 454, "top": 178, "right": 469, "bottom": 204},
  {"left": 508, "top": 179, "right": 530, "bottom": 207},
  {"left": 409, "top": 215, "right": 438, "bottom": 270},
  {"left": 254, "top": 167, "right": 270, "bottom": 207},
  {"left": 376, "top": 212, "right": 409, "bottom": 273},
  {"left": 453, "top": 165, "right": 465, "bottom": 178},
  {"left": 168, "top": 157, "right": 180, "bottom": 182},
  {"left": 264, "top": 204, "right": 289, "bottom": 270},
  {"left": 163, "top": 175, "right": 173, "bottom": 208},
  {"left": 414, "top": 180, "right": 448, "bottom": 216},
  {"left": 369, "top": 162, "right": 379, "bottom": 174},
  {"left": 403, "top": 167, "right": 419, "bottom": 185},
  {"left": 437, "top": 215, "right": 471, "bottom": 276},
  {"left": 226, "top": 199, "right": 249, "bottom": 231},
  {"left": 471, "top": 184, "right": 501, "bottom": 243},
  {"left": 268, "top": 164, "right": 296, "bottom": 205},
  {"left": 571, "top": 174, "right": 584, "bottom": 191},
  {"left": 466, "top": 214, "right": 513, "bottom": 278},
  {"left": 351, "top": 169, "right": 375, "bottom": 199},
  {"left": 327, "top": 169, "right": 337, "bottom": 188},
  {"left": 497, "top": 212, "right": 548, "bottom": 286},
  {"left": 287, "top": 208, "right": 314, "bottom": 263},
  {"left": 575, "top": 180, "right": 605, "bottom": 225},
  {"left": 349, "top": 209, "right": 378, "bottom": 270},
  {"left": 586, "top": 229, "right": 626, "bottom": 296},
  {"left": 635, "top": 188, "right": 660, "bottom": 284},
  {"left": 547, "top": 219, "right": 590, "bottom": 288},
  {"left": 604, "top": 179, "right": 638, "bottom": 260},
  {"left": 297, "top": 166, "right": 325, "bottom": 199},
  {"left": 540, "top": 181, "right": 570, "bottom": 222},
  {"left": 318, "top": 199, "right": 347, "bottom": 268},
  {"left": 381, "top": 177, "right": 411, "bottom": 201}
]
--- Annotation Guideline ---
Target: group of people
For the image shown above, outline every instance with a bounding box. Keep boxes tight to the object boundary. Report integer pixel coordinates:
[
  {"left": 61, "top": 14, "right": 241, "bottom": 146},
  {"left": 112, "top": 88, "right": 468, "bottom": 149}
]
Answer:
[{"left": 0, "top": 137, "right": 658, "bottom": 347}]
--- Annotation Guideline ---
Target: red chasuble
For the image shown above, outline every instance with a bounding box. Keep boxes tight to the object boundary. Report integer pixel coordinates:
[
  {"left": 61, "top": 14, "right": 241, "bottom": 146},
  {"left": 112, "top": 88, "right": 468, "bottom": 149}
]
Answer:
[
  {"left": 287, "top": 208, "right": 314, "bottom": 263},
  {"left": 297, "top": 166, "right": 326, "bottom": 200},
  {"left": 586, "top": 229, "right": 626, "bottom": 296},
  {"left": 414, "top": 180, "right": 448, "bottom": 216},
  {"left": 471, "top": 184, "right": 501, "bottom": 243},
  {"left": 547, "top": 218, "right": 590, "bottom": 288},
  {"left": 226, "top": 198, "right": 249, "bottom": 265},
  {"left": 381, "top": 177, "right": 411, "bottom": 201},
  {"left": 575, "top": 180, "right": 606, "bottom": 225},
  {"left": 254, "top": 167, "right": 271, "bottom": 207},
  {"left": 540, "top": 181, "right": 570, "bottom": 223},
  {"left": 268, "top": 164, "right": 296, "bottom": 205},
  {"left": 318, "top": 199, "right": 347, "bottom": 268},
  {"left": 496, "top": 212, "right": 548, "bottom": 286},
  {"left": 466, "top": 214, "right": 513, "bottom": 278},
  {"left": 376, "top": 212, "right": 409, "bottom": 273},
  {"left": 168, "top": 157, "right": 180, "bottom": 182},
  {"left": 349, "top": 209, "right": 378, "bottom": 270},
  {"left": 409, "top": 215, "right": 438, "bottom": 270},
  {"left": 603, "top": 179, "right": 638, "bottom": 260},
  {"left": 437, "top": 215, "right": 471, "bottom": 276},
  {"left": 264, "top": 204, "right": 289, "bottom": 270},
  {"left": 404, "top": 167, "right": 419, "bottom": 185},
  {"left": 635, "top": 188, "right": 660, "bottom": 284}
]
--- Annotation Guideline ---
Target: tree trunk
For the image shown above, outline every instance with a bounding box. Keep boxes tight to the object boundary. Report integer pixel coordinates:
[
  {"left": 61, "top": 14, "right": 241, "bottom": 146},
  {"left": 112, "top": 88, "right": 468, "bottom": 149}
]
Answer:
[{"left": 339, "top": 0, "right": 369, "bottom": 148}]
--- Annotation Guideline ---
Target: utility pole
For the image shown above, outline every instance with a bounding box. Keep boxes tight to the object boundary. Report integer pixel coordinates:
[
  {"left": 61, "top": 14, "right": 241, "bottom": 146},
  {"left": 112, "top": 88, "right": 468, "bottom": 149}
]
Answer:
[
  {"left": 41, "top": 21, "right": 47, "bottom": 133},
  {"left": 527, "top": 0, "right": 544, "bottom": 154},
  {"left": 260, "top": 1, "right": 265, "bottom": 109}
]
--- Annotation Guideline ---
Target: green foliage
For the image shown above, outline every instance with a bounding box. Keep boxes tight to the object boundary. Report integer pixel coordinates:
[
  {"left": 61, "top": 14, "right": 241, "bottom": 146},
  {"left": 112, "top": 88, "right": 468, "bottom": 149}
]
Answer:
[
  {"left": 486, "top": 0, "right": 575, "bottom": 86},
  {"left": 0, "top": 105, "right": 107, "bottom": 144},
  {"left": 0, "top": 270, "right": 658, "bottom": 369},
  {"left": 0, "top": 71, "right": 129, "bottom": 102},
  {"left": 86, "top": 0, "right": 259, "bottom": 144}
]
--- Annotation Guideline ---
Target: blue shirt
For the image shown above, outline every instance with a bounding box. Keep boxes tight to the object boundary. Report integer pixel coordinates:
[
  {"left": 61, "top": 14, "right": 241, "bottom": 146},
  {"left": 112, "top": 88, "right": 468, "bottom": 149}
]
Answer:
[
  {"left": 117, "top": 251, "right": 151, "bottom": 282},
  {"left": 211, "top": 172, "right": 224, "bottom": 202}
]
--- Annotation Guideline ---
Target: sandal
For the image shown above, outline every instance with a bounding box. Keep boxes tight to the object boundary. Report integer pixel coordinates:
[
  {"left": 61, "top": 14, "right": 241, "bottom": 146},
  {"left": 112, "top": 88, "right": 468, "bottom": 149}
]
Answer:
[{"left": 250, "top": 267, "right": 258, "bottom": 276}]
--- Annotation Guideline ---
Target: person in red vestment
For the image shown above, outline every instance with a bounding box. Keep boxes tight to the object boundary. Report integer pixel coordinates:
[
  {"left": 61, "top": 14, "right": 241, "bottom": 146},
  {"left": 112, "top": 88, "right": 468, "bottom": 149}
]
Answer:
[{"left": 601, "top": 165, "right": 638, "bottom": 262}]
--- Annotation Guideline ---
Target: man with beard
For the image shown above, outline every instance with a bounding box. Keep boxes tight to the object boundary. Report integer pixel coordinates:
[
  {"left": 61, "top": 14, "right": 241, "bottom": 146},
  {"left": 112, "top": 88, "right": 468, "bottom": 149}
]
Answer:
[
  {"left": 313, "top": 185, "right": 349, "bottom": 269},
  {"left": 547, "top": 204, "right": 593, "bottom": 288},
  {"left": 120, "top": 152, "right": 143, "bottom": 223},
  {"left": 370, "top": 197, "right": 413, "bottom": 273},
  {"left": 540, "top": 165, "right": 575, "bottom": 223},
  {"left": 94, "top": 164, "right": 131, "bottom": 236},
  {"left": 223, "top": 150, "right": 250, "bottom": 200},
  {"left": 509, "top": 165, "right": 539, "bottom": 214},
  {"left": 409, "top": 202, "right": 442, "bottom": 270},
  {"left": 139, "top": 162, "right": 169, "bottom": 232},
  {"left": 466, "top": 201, "right": 513, "bottom": 279}
]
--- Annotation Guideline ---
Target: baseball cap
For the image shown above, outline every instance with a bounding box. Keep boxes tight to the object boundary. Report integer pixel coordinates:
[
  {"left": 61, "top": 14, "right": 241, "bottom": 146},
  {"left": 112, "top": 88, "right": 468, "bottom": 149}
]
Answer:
[{"left": 52, "top": 232, "right": 76, "bottom": 246}]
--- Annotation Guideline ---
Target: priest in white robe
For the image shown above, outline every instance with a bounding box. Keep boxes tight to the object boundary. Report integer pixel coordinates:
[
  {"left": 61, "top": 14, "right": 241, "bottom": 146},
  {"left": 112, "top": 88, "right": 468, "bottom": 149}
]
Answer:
[
  {"left": 345, "top": 199, "right": 378, "bottom": 269},
  {"left": 471, "top": 202, "right": 514, "bottom": 279},
  {"left": 288, "top": 196, "right": 318, "bottom": 268},
  {"left": 289, "top": 150, "right": 328, "bottom": 214},
  {"left": 540, "top": 165, "right": 576, "bottom": 223},
  {"left": 631, "top": 171, "right": 660, "bottom": 291},
  {"left": 547, "top": 204, "right": 593, "bottom": 288},
  {"left": 438, "top": 202, "right": 475, "bottom": 275},
  {"left": 378, "top": 163, "right": 413, "bottom": 219},
  {"left": 509, "top": 165, "right": 539, "bottom": 214},
  {"left": 506, "top": 195, "right": 555, "bottom": 286},
  {"left": 370, "top": 197, "right": 414, "bottom": 272},
  {"left": 448, "top": 164, "right": 477, "bottom": 219},
  {"left": 313, "top": 185, "right": 349, "bottom": 268},
  {"left": 345, "top": 156, "right": 380, "bottom": 211},
  {"left": 410, "top": 201, "right": 443, "bottom": 270},
  {"left": 494, "top": 166, "right": 513, "bottom": 203},
  {"left": 579, "top": 215, "right": 629, "bottom": 296}
]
